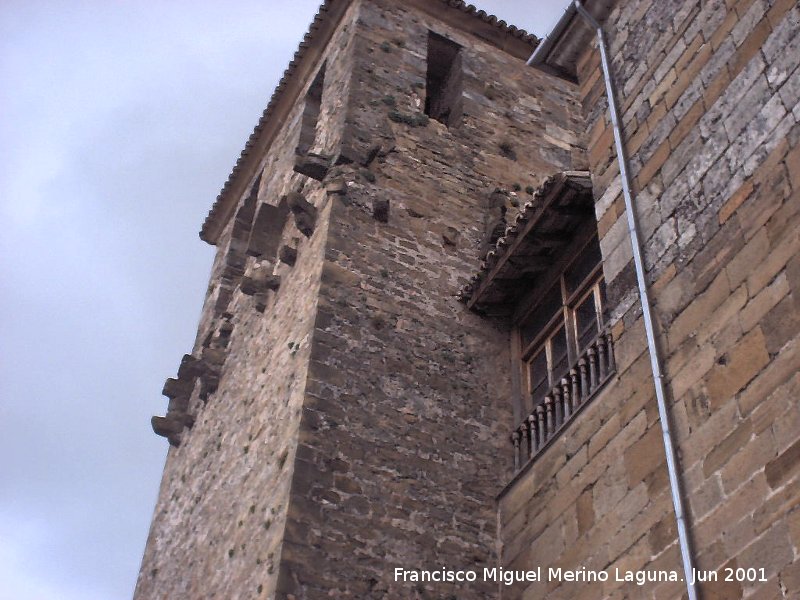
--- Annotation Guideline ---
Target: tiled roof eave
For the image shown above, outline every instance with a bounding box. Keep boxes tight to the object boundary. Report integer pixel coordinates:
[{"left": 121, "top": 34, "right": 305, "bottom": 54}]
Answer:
[
  {"left": 199, "top": 0, "right": 540, "bottom": 245},
  {"left": 458, "top": 171, "right": 593, "bottom": 310}
]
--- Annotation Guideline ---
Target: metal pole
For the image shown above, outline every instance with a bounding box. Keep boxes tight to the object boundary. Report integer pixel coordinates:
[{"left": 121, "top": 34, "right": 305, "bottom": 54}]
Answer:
[{"left": 570, "top": 2, "right": 699, "bottom": 597}]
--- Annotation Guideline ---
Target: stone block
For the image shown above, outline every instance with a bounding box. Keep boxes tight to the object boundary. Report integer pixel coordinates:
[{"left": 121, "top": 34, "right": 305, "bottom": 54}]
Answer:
[
  {"left": 241, "top": 273, "right": 281, "bottom": 296},
  {"left": 247, "top": 201, "right": 290, "bottom": 258},
  {"left": 624, "top": 424, "right": 665, "bottom": 487},
  {"left": 168, "top": 410, "right": 195, "bottom": 429},
  {"left": 201, "top": 347, "right": 227, "bottom": 368},
  {"left": 752, "top": 477, "right": 800, "bottom": 536},
  {"left": 286, "top": 192, "right": 317, "bottom": 237},
  {"left": 702, "top": 419, "right": 753, "bottom": 477},
  {"left": 765, "top": 437, "right": 800, "bottom": 489},
  {"left": 324, "top": 177, "right": 347, "bottom": 195},
  {"left": 151, "top": 415, "right": 183, "bottom": 437},
  {"left": 738, "top": 522, "right": 795, "bottom": 579},
  {"left": 720, "top": 427, "right": 777, "bottom": 494},
  {"left": 162, "top": 377, "right": 193, "bottom": 400},
  {"left": 576, "top": 486, "right": 595, "bottom": 536},
  {"left": 667, "top": 270, "right": 730, "bottom": 351},
  {"left": 279, "top": 245, "right": 298, "bottom": 266},
  {"left": 293, "top": 152, "right": 330, "bottom": 181},
  {"left": 442, "top": 226, "right": 459, "bottom": 247},
  {"left": 741, "top": 272, "right": 789, "bottom": 333},
  {"left": 177, "top": 354, "right": 202, "bottom": 380},
  {"left": 706, "top": 326, "right": 770, "bottom": 407},
  {"left": 760, "top": 295, "right": 800, "bottom": 354}
]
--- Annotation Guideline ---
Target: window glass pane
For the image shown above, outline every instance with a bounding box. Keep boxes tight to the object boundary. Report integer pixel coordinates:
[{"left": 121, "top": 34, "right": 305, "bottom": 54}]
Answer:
[
  {"left": 550, "top": 325, "right": 569, "bottom": 381},
  {"left": 575, "top": 292, "right": 599, "bottom": 351},
  {"left": 520, "top": 284, "right": 562, "bottom": 348},
  {"left": 528, "top": 351, "right": 549, "bottom": 406},
  {"left": 565, "top": 237, "right": 601, "bottom": 294}
]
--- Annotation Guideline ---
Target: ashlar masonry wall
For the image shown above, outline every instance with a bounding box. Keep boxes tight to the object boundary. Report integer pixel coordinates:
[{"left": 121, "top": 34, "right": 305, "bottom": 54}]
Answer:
[{"left": 499, "top": 1, "right": 800, "bottom": 599}]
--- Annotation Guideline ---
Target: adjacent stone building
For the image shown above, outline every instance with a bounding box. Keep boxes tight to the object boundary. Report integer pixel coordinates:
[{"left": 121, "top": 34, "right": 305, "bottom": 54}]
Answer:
[{"left": 135, "top": 0, "right": 800, "bottom": 598}]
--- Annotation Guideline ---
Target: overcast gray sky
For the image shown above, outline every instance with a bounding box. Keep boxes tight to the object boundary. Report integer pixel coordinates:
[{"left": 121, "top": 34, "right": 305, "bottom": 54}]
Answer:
[{"left": 0, "top": 1, "right": 568, "bottom": 598}]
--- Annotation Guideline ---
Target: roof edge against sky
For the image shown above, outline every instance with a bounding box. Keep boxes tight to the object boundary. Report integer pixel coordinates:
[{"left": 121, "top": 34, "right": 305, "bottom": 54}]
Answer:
[
  {"left": 527, "top": 0, "right": 614, "bottom": 82},
  {"left": 199, "top": 0, "right": 540, "bottom": 245}
]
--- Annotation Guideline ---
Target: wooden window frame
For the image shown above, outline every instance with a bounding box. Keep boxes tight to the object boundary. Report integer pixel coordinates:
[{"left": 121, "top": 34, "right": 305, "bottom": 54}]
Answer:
[{"left": 515, "top": 234, "right": 606, "bottom": 415}]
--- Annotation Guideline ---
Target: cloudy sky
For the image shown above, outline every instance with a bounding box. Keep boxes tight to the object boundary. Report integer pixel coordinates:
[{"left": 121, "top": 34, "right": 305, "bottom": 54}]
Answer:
[{"left": 0, "top": 1, "right": 568, "bottom": 598}]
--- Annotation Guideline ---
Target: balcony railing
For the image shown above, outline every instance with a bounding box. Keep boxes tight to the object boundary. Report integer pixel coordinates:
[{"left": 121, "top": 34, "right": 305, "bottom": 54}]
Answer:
[{"left": 511, "top": 330, "right": 616, "bottom": 472}]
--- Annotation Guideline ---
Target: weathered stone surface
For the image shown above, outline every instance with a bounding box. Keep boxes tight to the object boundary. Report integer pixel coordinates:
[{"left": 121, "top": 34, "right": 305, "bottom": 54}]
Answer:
[
  {"left": 501, "top": 0, "right": 800, "bottom": 597},
  {"left": 175, "top": 354, "right": 201, "bottom": 379},
  {"left": 137, "top": 0, "right": 800, "bottom": 598},
  {"left": 161, "top": 377, "right": 192, "bottom": 400},
  {"left": 324, "top": 177, "right": 346, "bottom": 195},
  {"left": 278, "top": 244, "right": 297, "bottom": 266},
  {"left": 246, "top": 200, "right": 290, "bottom": 258},
  {"left": 151, "top": 415, "right": 183, "bottom": 437},
  {"left": 240, "top": 272, "right": 281, "bottom": 296},
  {"left": 286, "top": 191, "right": 317, "bottom": 237},
  {"left": 293, "top": 152, "right": 330, "bottom": 181}
]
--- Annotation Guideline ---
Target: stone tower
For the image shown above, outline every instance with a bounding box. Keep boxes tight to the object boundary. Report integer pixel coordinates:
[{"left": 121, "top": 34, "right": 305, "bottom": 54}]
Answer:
[
  {"left": 136, "top": 0, "right": 800, "bottom": 598},
  {"left": 135, "top": 1, "right": 584, "bottom": 598}
]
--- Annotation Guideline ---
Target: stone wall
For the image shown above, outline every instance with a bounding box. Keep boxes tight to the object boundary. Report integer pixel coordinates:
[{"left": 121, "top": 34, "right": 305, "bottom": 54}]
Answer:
[
  {"left": 136, "top": 0, "right": 587, "bottom": 597},
  {"left": 274, "top": 1, "right": 586, "bottom": 597},
  {"left": 499, "top": 0, "right": 800, "bottom": 598},
  {"left": 134, "top": 3, "right": 359, "bottom": 598}
]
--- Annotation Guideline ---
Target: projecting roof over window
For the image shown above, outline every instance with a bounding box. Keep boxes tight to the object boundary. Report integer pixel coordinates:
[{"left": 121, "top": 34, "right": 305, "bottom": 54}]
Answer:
[
  {"left": 527, "top": 0, "right": 614, "bottom": 82},
  {"left": 459, "top": 171, "right": 594, "bottom": 316}
]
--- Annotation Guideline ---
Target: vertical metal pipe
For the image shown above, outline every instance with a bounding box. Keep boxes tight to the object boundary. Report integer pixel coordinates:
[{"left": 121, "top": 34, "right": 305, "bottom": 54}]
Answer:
[{"left": 570, "top": 2, "right": 698, "bottom": 598}]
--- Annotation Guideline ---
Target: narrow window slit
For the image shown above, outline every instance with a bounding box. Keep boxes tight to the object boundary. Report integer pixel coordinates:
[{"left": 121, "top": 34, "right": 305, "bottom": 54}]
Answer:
[
  {"left": 296, "top": 62, "right": 326, "bottom": 156},
  {"left": 425, "top": 32, "right": 463, "bottom": 128}
]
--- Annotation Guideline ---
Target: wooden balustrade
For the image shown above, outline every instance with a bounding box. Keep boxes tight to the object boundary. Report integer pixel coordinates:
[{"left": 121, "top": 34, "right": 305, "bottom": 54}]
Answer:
[{"left": 511, "top": 330, "right": 616, "bottom": 472}]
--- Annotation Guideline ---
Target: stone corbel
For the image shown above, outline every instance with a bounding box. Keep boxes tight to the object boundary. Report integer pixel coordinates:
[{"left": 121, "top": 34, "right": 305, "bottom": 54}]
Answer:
[
  {"left": 293, "top": 152, "right": 330, "bottom": 181},
  {"left": 241, "top": 270, "right": 281, "bottom": 296},
  {"left": 287, "top": 192, "right": 318, "bottom": 237}
]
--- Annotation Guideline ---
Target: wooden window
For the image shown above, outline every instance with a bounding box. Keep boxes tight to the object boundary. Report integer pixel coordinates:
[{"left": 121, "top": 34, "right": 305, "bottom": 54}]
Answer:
[
  {"left": 517, "top": 235, "right": 606, "bottom": 407},
  {"left": 425, "top": 32, "right": 463, "bottom": 128}
]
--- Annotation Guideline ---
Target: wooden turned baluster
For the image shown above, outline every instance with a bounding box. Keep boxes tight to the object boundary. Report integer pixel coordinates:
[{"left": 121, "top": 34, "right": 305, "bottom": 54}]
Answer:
[
  {"left": 606, "top": 332, "right": 616, "bottom": 373},
  {"left": 562, "top": 377, "right": 572, "bottom": 420},
  {"left": 570, "top": 368, "right": 580, "bottom": 412},
  {"left": 598, "top": 336, "right": 608, "bottom": 380},
  {"left": 512, "top": 431, "right": 521, "bottom": 471},
  {"left": 536, "top": 405, "right": 546, "bottom": 447},
  {"left": 522, "top": 421, "right": 531, "bottom": 462},
  {"left": 579, "top": 358, "right": 588, "bottom": 402},
  {"left": 553, "top": 386, "right": 563, "bottom": 429},
  {"left": 545, "top": 395, "right": 555, "bottom": 437},
  {"left": 588, "top": 345, "right": 598, "bottom": 391},
  {"left": 528, "top": 414, "right": 538, "bottom": 457}
]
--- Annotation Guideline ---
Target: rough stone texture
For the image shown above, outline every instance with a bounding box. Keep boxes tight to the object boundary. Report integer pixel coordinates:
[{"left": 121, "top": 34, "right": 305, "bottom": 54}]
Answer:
[
  {"left": 500, "top": 1, "right": 800, "bottom": 599},
  {"left": 272, "top": 1, "right": 585, "bottom": 596},
  {"left": 134, "top": 1, "right": 358, "bottom": 597},
  {"left": 138, "top": 0, "right": 800, "bottom": 598},
  {"left": 136, "top": 1, "right": 584, "bottom": 599}
]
